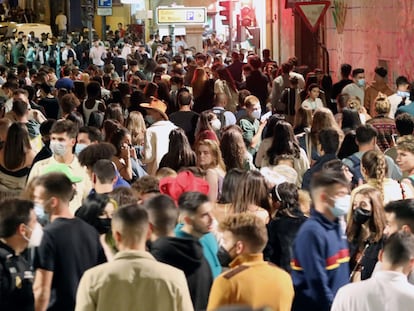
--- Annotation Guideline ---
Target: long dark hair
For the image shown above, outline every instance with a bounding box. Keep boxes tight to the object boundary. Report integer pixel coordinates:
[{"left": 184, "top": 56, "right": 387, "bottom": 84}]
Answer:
[
  {"left": 160, "top": 128, "right": 196, "bottom": 171},
  {"left": 271, "top": 182, "right": 301, "bottom": 218},
  {"left": 219, "top": 168, "right": 244, "bottom": 204},
  {"left": 4, "top": 122, "right": 31, "bottom": 170},
  {"left": 220, "top": 125, "right": 248, "bottom": 170},
  {"left": 267, "top": 121, "right": 300, "bottom": 165}
]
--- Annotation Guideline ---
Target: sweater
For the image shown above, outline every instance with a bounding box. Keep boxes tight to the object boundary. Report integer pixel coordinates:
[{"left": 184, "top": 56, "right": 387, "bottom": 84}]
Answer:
[{"left": 291, "top": 209, "right": 350, "bottom": 311}]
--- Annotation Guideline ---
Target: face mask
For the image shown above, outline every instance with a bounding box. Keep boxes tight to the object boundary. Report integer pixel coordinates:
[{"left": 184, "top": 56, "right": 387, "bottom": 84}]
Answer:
[
  {"left": 23, "top": 222, "right": 44, "bottom": 248},
  {"left": 171, "top": 85, "right": 178, "bottom": 92},
  {"left": 397, "top": 91, "right": 410, "bottom": 98},
  {"left": 353, "top": 207, "right": 372, "bottom": 225},
  {"left": 145, "top": 115, "right": 155, "bottom": 125},
  {"left": 251, "top": 109, "right": 262, "bottom": 120},
  {"left": 160, "top": 64, "right": 168, "bottom": 70},
  {"left": 331, "top": 194, "right": 351, "bottom": 218},
  {"left": 96, "top": 218, "right": 112, "bottom": 235},
  {"left": 50, "top": 141, "right": 67, "bottom": 156},
  {"left": 75, "top": 143, "right": 87, "bottom": 156},
  {"left": 210, "top": 118, "right": 221, "bottom": 131},
  {"left": 218, "top": 245, "right": 234, "bottom": 267},
  {"left": 357, "top": 79, "right": 365, "bottom": 87},
  {"left": 34, "top": 202, "right": 45, "bottom": 219}
]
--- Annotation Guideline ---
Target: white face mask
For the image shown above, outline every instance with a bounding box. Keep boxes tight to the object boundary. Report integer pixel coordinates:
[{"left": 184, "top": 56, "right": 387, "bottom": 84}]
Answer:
[
  {"left": 331, "top": 194, "right": 351, "bottom": 218},
  {"left": 50, "top": 141, "right": 67, "bottom": 156},
  {"left": 24, "top": 222, "right": 44, "bottom": 248},
  {"left": 211, "top": 118, "right": 221, "bottom": 131},
  {"left": 251, "top": 109, "right": 262, "bottom": 120}
]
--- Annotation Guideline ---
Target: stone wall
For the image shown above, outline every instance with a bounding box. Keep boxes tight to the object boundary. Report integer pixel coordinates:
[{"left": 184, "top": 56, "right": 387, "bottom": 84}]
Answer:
[{"left": 326, "top": 0, "right": 414, "bottom": 85}]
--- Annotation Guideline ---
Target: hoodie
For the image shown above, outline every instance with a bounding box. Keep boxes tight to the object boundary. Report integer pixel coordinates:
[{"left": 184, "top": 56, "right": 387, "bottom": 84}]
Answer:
[{"left": 150, "top": 237, "right": 213, "bottom": 311}]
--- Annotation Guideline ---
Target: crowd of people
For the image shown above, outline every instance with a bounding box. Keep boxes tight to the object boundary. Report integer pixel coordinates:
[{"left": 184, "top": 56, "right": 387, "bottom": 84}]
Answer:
[{"left": 1, "top": 25, "right": 414, "bottom": 311}]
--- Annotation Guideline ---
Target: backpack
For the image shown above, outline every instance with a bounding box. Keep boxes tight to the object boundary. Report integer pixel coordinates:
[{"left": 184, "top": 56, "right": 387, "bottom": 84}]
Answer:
[{"left": 346, "top": 154, "right": 364, "bottom": 185}]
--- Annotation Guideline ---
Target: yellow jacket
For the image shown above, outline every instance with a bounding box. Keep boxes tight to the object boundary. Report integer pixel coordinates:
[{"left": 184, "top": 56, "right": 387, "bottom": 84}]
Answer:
[{"left": 207, "top": 253, "right": 294, "bottom": 311}]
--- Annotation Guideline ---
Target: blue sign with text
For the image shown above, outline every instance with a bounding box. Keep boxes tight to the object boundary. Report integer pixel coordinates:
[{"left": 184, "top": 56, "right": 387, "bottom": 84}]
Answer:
[{"left": 98, "top": 0, "right": 112, "bottom": 7}]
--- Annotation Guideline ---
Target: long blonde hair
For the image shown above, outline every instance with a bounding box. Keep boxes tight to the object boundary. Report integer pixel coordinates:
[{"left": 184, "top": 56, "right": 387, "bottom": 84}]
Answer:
[
  {"left": 196, "top": 139, "right": 226, "bottom": 171},
  {"left": 125, "top": 111, "right": 146, "bottom": 146}
]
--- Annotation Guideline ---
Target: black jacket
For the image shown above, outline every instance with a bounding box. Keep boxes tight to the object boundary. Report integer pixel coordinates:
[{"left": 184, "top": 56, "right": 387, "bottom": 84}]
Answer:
[
  {"left": 150, "top": 237, "right": 213, "bottom": 311},
  {"left": 266, "top": 210, "right": 307, "bottom": 272}
]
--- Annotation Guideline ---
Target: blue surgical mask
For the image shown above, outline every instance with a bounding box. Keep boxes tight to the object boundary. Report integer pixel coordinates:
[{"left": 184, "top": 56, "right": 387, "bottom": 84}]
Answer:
[
  {"left": 357, "top": 79, "right": 365, "bottom": 87},
  {"left": 50, "top": 141, "right": 67, "bottom": 157},
  {"left": 145, "top": 115, "right": 155, "bottom": 125},
  {"left": 251, "top": 109, "right": 262, "bottom": 120},
  {"left": 75, "top": 143, "right": 87, "bottom": 155},
  {"left": 397, "top": 91, "right": 410, "bottom": 98},
  {"left": 331, "top": 194, "right": 351, "bottom": 218}
]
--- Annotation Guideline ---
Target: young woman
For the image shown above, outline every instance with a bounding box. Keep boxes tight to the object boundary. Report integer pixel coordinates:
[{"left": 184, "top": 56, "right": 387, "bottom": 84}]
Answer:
[
  {"left": 0, "top": 122, "right": 35, "bottom": 192},
  {"left": 80, "top": 81, "right": 106, "bottom": 125},
  {"left": 347, "top": 186, "right": 385, "bottom": 281},
  {"left": 125, "top": 111, "right": 146, "bottom": 158},
  {"left": 301, "top": 83, "right": 324, "bottom": 112},
  {"left": 75, "top": 193, "right": 118, "bottom": 261},
  {"left": 220, "top": 125, "right": 255, "bottom": 171},
  {"left": 196, "top": 139, "right": 226, "bottom": 202},
  {"left": 159, "top": 128, "right": 196, "bottom": 172},
  {"left": 232, "top": 170, "right": 272, "bottom": 223},
  {"left": 194, "top": 110, "right": 219, "bottom": 146},
  {"left": 256, "top": 120, "right": 309, "bottom": 186},
  {"left": 266, "top": 182, "right": 307, "bottom": 272},
  {"left": 360, "top": 149, "right": 412, "bottom": 204}
]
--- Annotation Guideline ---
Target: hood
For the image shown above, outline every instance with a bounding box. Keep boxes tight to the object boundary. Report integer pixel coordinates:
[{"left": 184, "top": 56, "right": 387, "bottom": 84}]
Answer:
[
  {"left": 371, "top": 80, "right": 391, "bottom": 93},
  {"left": 150, "top": 236, "right": 204, "bottom": 273}
]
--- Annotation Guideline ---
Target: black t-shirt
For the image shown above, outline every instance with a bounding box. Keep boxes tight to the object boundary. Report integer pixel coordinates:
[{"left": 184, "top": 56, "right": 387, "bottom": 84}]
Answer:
[
  {"left": 112, "top": 56, "right": 127, "bottom": 78},
  {"left": 38, "top": 97, "right": 59, "bottom": 120},
  {"left": 169, "top": 110, "right": 199, "bottom": 146},
  {"left": 0, "top": 241, "right": 34, "bottom": 311},
  {"left": 34, "top": 218, "right": 106, "bottom": 311}
]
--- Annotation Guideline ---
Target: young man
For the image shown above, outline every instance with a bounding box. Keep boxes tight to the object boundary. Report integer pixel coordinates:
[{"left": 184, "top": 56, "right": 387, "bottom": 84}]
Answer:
[
  {"left": 342, "top": 68, "right": 366, "bottom": 105},
  {"left": 388, "top": 76, "right": 411, "bottom": 118},
  {"left": 75, "top": 204, "right": 193, "bottom": 311},
  {"left": 175, "top": 192, "right": 221, "bottom": 279},
  {"left": 207, "top": 213, "right": 294, "bottom": 311},
  {"left": 291, "top": 169, "right": 350, "bottom": 311},
  {"left": 332, "top": 232, "right": 414, "bottom": 311},
  {"left": 146, "top": 194, "right": 212, "bottom": 311},
  {"left": 364, "top": 66, "right": 393, "bottom": 117},
  {"left": 0, "top": 199, "right": 41, "bottom": 311},
  {"left": 140, "top": 98, "right": 177, "bottom": 175},
  {"left": 33, "top": 173, "right": 106, "bottom": 311},
  {"left": 28, "top": 120, "right": 92, "bottom": 214},
  {"left": 238, "top": 95, "right": 266, "bottom": 157},
  {"left": 331, "top": 63, "right": 353, "bottom": 105},
  {"left": 302, "top": 128, "right": 340, "bottom": 191},
  {"left": 342, "top": 124, "right": 402, "bottom": 183},
  {"left": 169, "top": 89, "right": 199, "bottom": 146}
]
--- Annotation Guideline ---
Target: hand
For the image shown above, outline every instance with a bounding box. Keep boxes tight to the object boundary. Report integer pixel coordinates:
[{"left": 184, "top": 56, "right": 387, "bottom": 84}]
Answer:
[{"left": 120, "top": 143, "right": 130, "bottom": 160}]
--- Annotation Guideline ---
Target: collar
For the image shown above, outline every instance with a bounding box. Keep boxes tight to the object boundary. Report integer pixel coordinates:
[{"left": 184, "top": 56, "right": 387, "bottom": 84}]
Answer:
[
  {"left": 311, "top": 209, "right": 339, "bottom": 229},
  {"left": 229, "top": 253, "right": 264, "bottom": 268},
  {"left": 114, "top": 250, "right": 155, "bottom": 261},
  {"left": 374, "top": 270, "right": 409, "bottom": 282},
  {"left": 0, "top": 240, "right": 16, "bottom": 256}
]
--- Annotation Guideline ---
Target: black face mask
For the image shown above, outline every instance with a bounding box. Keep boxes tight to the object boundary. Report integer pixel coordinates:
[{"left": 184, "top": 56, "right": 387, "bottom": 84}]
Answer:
[
  {"left": 217, "top": 246, "right": 234, "bottom": 268},
  {"left": 96, "top": 218, "right": 112, "bottom": 235},
  {"left": 353, "top": 207, "right": 372, "bottom": 225}
]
